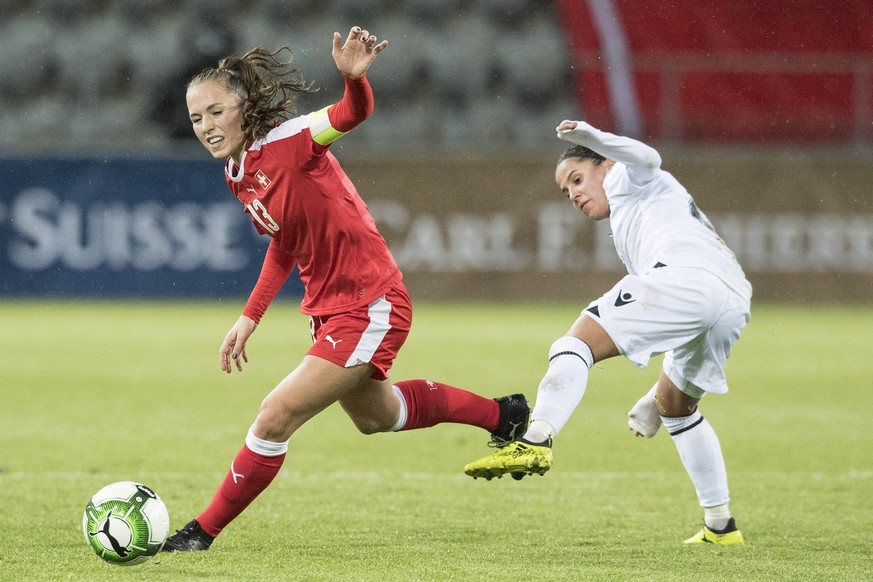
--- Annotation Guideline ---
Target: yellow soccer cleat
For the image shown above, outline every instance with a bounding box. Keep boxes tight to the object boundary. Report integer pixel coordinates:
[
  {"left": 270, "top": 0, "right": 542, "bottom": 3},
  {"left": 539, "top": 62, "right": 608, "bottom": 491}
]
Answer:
[
  {"left": 684, "top": 518, "right": 745, "bottom": 545},
  {"left": 464, "top": 439, "right": 552, "bottom": 481}
]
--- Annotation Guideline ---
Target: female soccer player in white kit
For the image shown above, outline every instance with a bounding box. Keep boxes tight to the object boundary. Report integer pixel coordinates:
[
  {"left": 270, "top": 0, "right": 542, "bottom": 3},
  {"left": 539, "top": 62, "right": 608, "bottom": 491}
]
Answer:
[{"left": 464, "top": 120, "right": 752, "bottom": 545}]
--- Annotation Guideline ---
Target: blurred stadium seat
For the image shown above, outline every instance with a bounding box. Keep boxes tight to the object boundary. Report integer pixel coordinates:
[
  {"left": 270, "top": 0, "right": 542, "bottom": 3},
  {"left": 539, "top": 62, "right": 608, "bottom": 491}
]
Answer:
[
  {"left": 1, "top": 0, "right": 869, "bottom": 154},
  {"left": 0, "top": 0, "right": 578, "bottom": 154}
]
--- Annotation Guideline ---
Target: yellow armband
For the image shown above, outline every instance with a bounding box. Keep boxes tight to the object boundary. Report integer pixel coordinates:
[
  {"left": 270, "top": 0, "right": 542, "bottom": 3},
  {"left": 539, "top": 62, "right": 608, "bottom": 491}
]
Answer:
[{"left": 309, "top": 106, "right": 347, "bottom": 146}]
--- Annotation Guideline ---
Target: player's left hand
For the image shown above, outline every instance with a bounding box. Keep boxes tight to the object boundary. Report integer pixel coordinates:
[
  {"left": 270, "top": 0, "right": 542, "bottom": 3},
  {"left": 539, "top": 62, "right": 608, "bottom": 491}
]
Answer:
[
  {"left": 219, "top": 315, "right": 257, "bottom": 373},
  {"left": 332, "top": 26, "right": 388, "bottom": 79}
]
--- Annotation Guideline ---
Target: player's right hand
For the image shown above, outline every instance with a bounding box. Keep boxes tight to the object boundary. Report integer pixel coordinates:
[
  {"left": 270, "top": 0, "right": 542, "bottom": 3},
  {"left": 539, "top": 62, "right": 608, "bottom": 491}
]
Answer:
[
  {"left": 332, "top": 26, "right": 388, "bottom": 79},
  {"left": 220, "top": 315, "right": 257, "bottom": 373}
]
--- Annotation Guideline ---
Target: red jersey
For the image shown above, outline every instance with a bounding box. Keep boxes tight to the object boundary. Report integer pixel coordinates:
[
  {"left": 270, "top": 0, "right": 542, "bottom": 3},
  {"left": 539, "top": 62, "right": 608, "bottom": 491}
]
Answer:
[{"left": 225, "top": 75, "right": 402, "bottom": 320}]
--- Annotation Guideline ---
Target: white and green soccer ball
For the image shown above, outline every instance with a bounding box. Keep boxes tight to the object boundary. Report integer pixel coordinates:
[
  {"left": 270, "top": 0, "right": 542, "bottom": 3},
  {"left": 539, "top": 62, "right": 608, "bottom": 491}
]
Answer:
[{"left": 82, "top": 481, "right": 170, "bottom": 566}]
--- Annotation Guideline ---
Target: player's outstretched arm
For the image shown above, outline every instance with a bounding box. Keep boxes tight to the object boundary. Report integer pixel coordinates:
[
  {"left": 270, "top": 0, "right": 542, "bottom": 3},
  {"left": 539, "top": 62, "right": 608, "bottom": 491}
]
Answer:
[
  {"left": 311, "top": 26, "right": 383, "bottom": 143},
  {"left": 332, "top": 26, "right": 388, "bottom": 80},
  {"left": 557, "top": 120, "right": 661, "bottom": 177},
  {"left": 219, "top": 315, "right": 257, "bottom": 373}
]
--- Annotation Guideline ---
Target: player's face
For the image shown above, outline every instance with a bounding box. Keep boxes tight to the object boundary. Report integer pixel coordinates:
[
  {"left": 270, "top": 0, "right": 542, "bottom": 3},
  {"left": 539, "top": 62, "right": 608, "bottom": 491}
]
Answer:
[
  {"left": 555, "top": 157, "right": 611, "bottom": 220},
  {"left": 186, "top": 80, "right": 246, "bottom": 163}
]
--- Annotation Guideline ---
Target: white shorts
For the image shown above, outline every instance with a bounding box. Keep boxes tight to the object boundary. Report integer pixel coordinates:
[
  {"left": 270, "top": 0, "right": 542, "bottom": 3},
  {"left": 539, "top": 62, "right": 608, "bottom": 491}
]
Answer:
[{"left": 581, "top": 267, "right": 750, "bottom": 397}]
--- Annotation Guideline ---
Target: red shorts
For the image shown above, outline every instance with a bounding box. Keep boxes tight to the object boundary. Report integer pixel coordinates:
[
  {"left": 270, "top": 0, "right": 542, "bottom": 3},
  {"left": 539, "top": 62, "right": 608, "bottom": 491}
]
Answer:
[{"left": 306, "top": 283, "right": 412, "bottom": 381}]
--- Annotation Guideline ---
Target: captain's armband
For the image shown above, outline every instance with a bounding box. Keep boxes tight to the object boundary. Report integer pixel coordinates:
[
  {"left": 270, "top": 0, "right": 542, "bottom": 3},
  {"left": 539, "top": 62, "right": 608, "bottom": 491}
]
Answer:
[{"left": 309, "top": 106, "right": 347, "bottom": 146}]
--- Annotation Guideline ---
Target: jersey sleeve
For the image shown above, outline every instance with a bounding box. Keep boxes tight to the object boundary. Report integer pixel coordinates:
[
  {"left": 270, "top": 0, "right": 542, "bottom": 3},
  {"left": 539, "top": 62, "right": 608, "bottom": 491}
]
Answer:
[
  {"left": 242, "top": 239, "right": 297, "bottom": 323},
  {"left": 309, "top": 73, "right": 374, "bottom": 147},
  {"left": 558, "top": 121, "right": 662, "bottom": 183}
]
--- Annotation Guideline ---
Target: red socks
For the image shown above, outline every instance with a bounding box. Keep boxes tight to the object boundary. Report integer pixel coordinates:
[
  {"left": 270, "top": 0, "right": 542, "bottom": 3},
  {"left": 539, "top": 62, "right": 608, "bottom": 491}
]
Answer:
[
  {"left": 196, "top": 445, "right": 285, "bottom": 538},
  {"left": 394, "top": 379, "right": 500, "bottom": 432}
]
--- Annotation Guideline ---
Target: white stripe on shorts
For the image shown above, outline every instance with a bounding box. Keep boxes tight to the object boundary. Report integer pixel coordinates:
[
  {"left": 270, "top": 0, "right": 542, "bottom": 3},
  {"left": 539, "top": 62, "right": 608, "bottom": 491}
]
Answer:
[{"left": 344, "top": 294, "right": 392, "bottom": 367}]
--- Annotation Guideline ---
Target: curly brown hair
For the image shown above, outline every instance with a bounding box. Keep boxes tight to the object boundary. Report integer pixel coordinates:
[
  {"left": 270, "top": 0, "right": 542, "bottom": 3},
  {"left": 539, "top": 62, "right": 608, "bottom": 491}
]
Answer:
[{"left": 187, "top": 46, "right": 318, "bottom": 143}]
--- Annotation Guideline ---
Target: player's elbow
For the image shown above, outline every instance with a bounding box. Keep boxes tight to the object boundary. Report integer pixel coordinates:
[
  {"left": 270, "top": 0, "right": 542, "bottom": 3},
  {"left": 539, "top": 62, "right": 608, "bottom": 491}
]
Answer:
[{"left": 644, "top": 149, "right": 662, "bottom": 170}]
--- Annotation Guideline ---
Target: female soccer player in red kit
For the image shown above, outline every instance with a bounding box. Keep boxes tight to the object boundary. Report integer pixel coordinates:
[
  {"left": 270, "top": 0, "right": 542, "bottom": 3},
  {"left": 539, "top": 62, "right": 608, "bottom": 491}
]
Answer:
[{"left": 163, "top": 26, "right": 529, "bottom": 552}]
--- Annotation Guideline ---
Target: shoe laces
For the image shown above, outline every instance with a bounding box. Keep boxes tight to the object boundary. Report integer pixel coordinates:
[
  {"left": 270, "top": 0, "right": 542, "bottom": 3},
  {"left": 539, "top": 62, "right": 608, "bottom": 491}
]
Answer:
[
  {"left": 487, "top": 435, "right": 514, "bottom": 449},
  {"left": 174, "top": 523, "right": 201, "bottom": 537}
]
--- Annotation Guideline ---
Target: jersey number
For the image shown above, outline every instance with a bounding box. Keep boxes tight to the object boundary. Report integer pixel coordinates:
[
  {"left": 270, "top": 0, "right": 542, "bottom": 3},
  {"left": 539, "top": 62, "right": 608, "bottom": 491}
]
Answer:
[{"left": 247, "top": 199, "right": 280, "bottom": 234}]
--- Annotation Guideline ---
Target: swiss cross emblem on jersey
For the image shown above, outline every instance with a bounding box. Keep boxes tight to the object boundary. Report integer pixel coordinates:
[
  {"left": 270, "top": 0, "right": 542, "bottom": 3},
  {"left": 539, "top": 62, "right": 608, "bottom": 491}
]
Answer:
[{"left": 255, "top": 169, "right": 272, "bottom": 190}]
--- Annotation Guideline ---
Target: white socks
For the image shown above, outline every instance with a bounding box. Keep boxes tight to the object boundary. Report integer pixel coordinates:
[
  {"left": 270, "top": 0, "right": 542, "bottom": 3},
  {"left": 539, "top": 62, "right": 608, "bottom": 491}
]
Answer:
[
  {"left": 524, "top": 335, "right": 734, "bottom": 529},
  {"left": 661, "top": 410, "right": 731, "bottom": 527},
  {"left": 703, "top": 503, "right": 732, "bottom": 532},
  {"left": 245, "top": 426, "right": 290, "bottom": 456},
  {"left": 389, "top": 385, "right": 408, "bottom": 432},
  {"left": 524, "top": 336, "right": 594, "bottom": 443},
  {"left": 525, "top": 420, "right": 556, "bottom": 444}
]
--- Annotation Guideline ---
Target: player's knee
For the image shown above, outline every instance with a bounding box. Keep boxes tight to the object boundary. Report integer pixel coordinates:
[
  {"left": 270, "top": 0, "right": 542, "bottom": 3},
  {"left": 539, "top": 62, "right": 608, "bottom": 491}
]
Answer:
[
  {"left": 253, "top": 412, "right": 289, "bottom": 441},
  {"left": 655, "top": 383, "right": 699, "bottom": 417},
  {"left": 254, "top": 397, "right": 303, "bottom": 441}
]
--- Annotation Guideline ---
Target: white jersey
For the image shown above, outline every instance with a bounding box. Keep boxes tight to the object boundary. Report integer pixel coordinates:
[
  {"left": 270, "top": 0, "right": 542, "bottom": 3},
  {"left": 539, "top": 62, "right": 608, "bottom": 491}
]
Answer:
[{"left": 559, "top": 123, "right": 752, "bottom": 300}]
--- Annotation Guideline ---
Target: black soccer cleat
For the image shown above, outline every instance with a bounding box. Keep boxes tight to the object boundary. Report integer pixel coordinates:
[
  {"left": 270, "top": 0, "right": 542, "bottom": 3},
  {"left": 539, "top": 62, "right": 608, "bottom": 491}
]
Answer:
[
  {"left": 489, "top": 393, "right": 531, "bottom": 448},
  {"left": 161, "top": 519, "right": 215, "bottom": 552}
]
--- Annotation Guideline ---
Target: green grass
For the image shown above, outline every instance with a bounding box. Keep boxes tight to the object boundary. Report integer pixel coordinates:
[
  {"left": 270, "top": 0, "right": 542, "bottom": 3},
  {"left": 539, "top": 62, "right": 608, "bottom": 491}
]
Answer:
[{"left": 1, "top": 300, "right": 871, "bottom": 581}]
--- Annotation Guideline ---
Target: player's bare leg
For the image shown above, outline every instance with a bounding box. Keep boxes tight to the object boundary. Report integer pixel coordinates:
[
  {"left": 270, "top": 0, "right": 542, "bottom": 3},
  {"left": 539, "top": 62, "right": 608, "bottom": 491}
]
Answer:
[
  {"left": 339, "top": 376, "right": 404, "bottom": 434},
  {"left": 254, "top": 355, "right": 375, "bottom": 441},
  {"left": 163, "top": 356, "right": 374, "bottom": 552}
]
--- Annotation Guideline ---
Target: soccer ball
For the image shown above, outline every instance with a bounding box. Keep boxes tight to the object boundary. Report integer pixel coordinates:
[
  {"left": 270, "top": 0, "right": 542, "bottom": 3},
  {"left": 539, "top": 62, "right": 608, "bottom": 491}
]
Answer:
[{"left": 82, "top": 481, "right": 170, "bottom": 566}]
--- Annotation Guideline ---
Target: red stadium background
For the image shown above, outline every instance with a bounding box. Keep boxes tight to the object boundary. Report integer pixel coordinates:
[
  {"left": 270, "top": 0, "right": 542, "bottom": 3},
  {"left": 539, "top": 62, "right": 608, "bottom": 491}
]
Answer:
[{"left": 556, "top": 0, "right": 872, "bottom": 144}]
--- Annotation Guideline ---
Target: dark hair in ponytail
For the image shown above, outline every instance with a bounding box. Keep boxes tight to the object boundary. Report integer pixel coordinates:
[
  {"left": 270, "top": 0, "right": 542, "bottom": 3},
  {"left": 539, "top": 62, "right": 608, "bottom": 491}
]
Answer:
[
  {"left": 187, "top": 46, "right": 318, "bottom": 142},
  {"left": 557, "top": 144, "right": 606, "bottom": 167}
]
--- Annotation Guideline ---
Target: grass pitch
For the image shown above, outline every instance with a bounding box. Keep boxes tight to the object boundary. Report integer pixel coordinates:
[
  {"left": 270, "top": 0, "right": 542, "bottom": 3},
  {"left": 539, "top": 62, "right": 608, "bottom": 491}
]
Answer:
[{"left": 1, "top": 300, "right": 871, "bottom": 581}]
